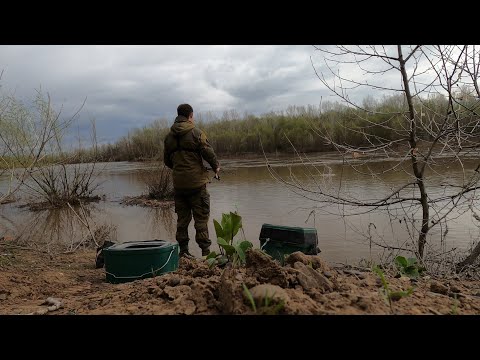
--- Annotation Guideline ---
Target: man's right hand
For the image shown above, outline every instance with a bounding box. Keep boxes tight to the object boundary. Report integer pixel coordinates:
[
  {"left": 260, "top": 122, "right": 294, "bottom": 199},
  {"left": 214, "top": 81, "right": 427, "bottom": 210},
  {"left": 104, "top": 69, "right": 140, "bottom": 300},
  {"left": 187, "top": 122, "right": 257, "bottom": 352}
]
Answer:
[{"left": 213, "top": 167, "right": 221, "bottom": 180}]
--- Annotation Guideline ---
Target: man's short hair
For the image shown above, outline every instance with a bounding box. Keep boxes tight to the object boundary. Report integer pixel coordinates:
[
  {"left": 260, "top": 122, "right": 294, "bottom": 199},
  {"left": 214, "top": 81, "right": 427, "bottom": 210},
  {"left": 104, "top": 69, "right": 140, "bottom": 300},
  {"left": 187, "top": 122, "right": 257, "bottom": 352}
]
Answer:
[{"left": 177, "top": 104, "right": 193, "bottom": 118}]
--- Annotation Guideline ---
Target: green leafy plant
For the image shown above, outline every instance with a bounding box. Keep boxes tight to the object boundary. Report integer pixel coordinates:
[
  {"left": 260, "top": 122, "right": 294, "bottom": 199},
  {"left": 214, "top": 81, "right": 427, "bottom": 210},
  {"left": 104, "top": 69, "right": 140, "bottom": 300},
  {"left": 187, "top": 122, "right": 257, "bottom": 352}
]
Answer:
[
  {"left": 206, "top": 212, "right": 253, "bottom": 268},
  {"left": 372, "top": 265, "right": 414, "bottom": 313},
  {"left": 394, "top": 256, "right": 425, "bottom": 279}
]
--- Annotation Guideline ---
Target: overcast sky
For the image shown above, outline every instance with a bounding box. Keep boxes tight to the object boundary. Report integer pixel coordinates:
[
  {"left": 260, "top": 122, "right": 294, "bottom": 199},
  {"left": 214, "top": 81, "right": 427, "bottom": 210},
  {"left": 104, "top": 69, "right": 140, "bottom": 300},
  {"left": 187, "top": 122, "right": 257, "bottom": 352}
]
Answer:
[{"left": 0, "top": 45, "right": 411, "bottom": 144}]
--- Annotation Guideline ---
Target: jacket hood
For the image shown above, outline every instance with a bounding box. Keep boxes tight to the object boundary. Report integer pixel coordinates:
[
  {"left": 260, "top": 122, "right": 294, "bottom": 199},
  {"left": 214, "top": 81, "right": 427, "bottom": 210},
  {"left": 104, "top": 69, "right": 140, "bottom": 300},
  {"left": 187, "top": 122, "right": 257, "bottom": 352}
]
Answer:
[{"left": 171, "top": 115, "right": 195, "bottom": 136}]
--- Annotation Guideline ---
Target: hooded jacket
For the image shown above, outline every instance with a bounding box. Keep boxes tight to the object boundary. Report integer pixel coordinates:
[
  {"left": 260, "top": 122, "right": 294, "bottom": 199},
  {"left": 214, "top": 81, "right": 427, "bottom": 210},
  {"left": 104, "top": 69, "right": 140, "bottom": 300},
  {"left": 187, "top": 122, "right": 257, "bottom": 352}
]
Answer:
[{"left": 163, "top": 115, "right": 219, "bottom": 190}]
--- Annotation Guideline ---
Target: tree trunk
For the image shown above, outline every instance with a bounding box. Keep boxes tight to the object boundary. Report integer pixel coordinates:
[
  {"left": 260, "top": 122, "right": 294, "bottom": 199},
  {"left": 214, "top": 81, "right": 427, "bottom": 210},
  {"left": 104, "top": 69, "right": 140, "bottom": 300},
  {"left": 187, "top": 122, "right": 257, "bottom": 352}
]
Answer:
[{"left": 398, "top": 45, "right": 430, "bottom": 258}]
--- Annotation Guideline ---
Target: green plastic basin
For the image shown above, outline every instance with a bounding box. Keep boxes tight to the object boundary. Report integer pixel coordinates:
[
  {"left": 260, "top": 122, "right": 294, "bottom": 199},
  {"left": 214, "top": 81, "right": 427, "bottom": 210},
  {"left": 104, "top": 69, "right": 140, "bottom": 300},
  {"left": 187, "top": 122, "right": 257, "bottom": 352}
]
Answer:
[{"left": 103, "top": 240, "right": 179, "bottom": 284}]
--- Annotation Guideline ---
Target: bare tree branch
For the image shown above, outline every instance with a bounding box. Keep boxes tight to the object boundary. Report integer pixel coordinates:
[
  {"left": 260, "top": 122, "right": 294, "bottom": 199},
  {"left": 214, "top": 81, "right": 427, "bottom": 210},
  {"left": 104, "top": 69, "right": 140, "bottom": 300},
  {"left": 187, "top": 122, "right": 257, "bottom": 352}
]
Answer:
[{"left": 269, "top": 45, "right": 480, "bottom": 265}]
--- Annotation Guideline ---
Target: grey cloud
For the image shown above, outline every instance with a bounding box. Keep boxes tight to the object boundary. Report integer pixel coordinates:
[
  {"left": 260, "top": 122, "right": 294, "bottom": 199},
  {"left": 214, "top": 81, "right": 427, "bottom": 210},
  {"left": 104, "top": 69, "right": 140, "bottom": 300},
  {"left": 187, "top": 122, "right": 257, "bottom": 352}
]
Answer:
[{"left": 0, "top": 45, "right": 391, "bottom": 144}]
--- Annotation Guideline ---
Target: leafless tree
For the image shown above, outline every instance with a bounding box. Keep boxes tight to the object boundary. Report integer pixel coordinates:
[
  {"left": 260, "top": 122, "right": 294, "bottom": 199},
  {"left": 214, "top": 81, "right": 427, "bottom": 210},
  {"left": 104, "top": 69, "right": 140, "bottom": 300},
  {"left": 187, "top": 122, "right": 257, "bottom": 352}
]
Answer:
[
  {"left": 0, "top": 84, "right": 102, "bottom": 210},
  {"left": 265, "top": 46, "right": 480, "bottom": 270},
  {"left": 0, "top": 83, "right": 77, "bottom": 205},
  {"left": 21, "top": 116, "right": 102, "bottom": 210}
]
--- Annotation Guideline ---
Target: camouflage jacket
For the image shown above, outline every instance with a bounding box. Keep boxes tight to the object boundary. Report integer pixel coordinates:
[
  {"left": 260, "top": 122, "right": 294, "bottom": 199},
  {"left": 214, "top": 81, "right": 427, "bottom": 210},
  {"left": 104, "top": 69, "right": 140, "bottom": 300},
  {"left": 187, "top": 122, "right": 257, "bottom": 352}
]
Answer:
[{"left": 163, "top": 115, "right": 219, "bottom": 190}]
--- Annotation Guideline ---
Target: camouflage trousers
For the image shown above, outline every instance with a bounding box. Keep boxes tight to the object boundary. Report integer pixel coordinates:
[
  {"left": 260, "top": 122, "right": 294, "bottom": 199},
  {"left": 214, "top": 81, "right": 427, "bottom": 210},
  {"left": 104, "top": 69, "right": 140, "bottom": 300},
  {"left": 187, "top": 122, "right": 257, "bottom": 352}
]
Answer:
[{"left": 174, "top": 185, "right": 211, "bottom": 254}]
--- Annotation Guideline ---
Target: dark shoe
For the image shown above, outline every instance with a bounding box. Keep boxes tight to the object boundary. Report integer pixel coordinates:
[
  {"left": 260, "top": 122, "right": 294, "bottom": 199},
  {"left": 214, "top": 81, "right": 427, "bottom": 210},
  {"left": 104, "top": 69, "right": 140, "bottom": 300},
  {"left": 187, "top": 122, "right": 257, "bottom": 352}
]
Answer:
[
  {"left": 201, "top": 248, "right": 210, "bottom": 257},
  {"left": 179, "top": 250, "right": 195, "bottom": 259}
]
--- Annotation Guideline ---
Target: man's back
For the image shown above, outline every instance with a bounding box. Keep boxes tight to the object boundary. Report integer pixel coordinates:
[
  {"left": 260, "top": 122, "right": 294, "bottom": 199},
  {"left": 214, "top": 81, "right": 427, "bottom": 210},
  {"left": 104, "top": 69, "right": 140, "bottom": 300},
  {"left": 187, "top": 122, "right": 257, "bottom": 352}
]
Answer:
[{"left": 164, "top": 114, "right": 219, "bottom": 190}]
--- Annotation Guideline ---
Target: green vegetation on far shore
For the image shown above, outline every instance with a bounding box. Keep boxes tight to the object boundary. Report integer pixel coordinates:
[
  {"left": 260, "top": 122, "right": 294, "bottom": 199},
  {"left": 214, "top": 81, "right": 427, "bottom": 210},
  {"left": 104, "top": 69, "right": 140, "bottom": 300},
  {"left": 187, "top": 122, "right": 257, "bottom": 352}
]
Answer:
[
  {"left": 3, "top": 92, "right": 478, "bottom": 168},
  {"left": 85, "top": 93, "right": 480, "bottom": 163}
]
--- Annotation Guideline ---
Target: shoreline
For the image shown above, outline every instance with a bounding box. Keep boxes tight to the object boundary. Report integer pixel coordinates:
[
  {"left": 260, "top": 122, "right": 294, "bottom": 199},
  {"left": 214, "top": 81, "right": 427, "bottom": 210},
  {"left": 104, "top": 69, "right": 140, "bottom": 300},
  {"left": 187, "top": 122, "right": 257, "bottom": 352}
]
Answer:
[{"left": 1, "top": 245, "right": 479, "bottom": 315}]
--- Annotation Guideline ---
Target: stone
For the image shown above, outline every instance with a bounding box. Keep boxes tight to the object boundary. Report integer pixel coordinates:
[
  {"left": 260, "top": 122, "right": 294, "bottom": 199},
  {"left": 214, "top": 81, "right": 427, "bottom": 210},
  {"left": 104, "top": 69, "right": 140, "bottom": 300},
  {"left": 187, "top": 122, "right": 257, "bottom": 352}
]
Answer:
[
  {"left": 246, "top": 284, "right": 289, "bottom": 306},
  {"left": 285, "top": 252, "right": 330, "bottom": 272},
  {"left": 430, "top": 281, "right": 449, "bottom": 295},
  {"left": 168, "top": 276, "right": 181, "bottom": 287},
  {"left": 246, "top": 249, "right": 288, "bottom": 287},
  {"left": 294, "top": 262, "right": 333, "bottom": 292}
]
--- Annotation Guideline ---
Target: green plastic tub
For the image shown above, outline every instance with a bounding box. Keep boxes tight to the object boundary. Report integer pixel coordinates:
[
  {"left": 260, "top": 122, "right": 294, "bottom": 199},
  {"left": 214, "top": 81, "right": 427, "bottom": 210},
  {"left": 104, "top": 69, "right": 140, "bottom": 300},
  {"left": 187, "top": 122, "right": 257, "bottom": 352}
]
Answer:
[
  {"left": 259, "top": 224, "right": 320, "bottom": 265},
  {"left": 103, "top": 240, "right": 179, "bottom": 284}
]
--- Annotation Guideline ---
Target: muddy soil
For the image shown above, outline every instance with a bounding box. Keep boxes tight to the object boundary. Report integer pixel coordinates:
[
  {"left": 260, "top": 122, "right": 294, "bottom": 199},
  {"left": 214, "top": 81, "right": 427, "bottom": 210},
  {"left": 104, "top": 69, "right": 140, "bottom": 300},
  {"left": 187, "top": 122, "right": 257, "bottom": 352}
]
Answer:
[{"left": 1, "top": 244, "right": 479, "bottom": 315}]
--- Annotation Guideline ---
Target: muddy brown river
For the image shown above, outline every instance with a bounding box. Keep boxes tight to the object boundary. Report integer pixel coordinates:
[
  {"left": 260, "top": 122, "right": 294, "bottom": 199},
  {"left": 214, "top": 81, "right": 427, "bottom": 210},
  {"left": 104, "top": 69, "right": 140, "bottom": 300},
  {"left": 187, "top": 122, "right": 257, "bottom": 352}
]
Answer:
[{"left": 1, "top": 153, "right": 479, "bottom": 264}]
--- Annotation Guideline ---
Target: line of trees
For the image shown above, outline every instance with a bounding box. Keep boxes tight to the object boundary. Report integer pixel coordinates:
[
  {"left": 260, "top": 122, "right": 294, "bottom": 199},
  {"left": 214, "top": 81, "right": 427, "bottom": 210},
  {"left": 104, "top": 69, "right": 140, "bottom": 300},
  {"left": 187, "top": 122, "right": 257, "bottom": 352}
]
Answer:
[{"left": 84, "top": 91, "right": 480, "bottom": 163}]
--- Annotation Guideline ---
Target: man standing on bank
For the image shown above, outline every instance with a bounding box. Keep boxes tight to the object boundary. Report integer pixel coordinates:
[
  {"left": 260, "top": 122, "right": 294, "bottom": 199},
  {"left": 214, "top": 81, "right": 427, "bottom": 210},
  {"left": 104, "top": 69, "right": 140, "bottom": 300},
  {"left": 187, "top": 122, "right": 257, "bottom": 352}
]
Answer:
[{"left": 163, "top": 104, "right": 220, "bottom": 258}]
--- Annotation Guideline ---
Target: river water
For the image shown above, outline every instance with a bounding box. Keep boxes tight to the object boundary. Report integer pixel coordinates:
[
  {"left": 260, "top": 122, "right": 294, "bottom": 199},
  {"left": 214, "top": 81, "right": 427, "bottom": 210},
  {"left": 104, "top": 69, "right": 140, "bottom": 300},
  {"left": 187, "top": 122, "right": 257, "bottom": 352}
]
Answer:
[{"left": 1, "top": 152, "right": 479, "bottom": 264}]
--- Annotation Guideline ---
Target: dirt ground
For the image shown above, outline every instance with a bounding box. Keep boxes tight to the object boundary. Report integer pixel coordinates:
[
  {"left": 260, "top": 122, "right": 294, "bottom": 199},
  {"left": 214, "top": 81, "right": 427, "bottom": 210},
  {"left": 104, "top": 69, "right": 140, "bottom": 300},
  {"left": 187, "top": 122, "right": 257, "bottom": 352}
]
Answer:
[{"left": 1, "top": 243, "right": 480, "bottom": 315}]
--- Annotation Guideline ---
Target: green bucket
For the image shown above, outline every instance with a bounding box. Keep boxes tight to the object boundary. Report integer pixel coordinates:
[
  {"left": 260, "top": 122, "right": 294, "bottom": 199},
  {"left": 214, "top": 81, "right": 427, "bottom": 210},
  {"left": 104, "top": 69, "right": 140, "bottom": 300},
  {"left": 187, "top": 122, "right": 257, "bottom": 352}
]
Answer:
[
  {"left": 103, "top": 240, "right": 179, "bottom": 284},
  {"left": 259, "top": 224, "right": 320, "bottom": 265}
]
